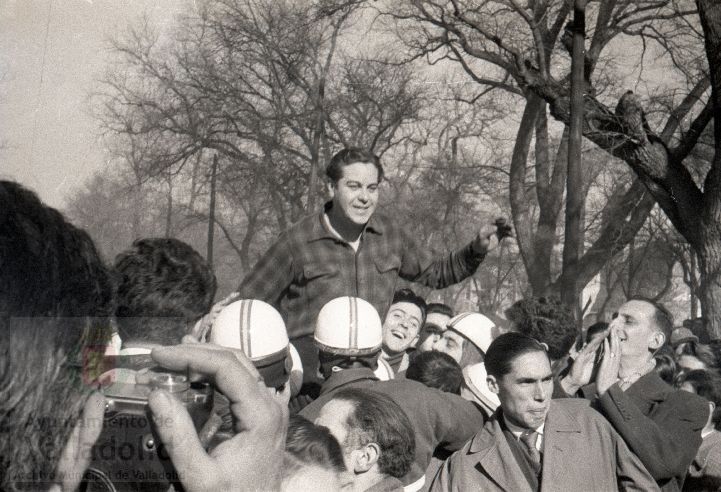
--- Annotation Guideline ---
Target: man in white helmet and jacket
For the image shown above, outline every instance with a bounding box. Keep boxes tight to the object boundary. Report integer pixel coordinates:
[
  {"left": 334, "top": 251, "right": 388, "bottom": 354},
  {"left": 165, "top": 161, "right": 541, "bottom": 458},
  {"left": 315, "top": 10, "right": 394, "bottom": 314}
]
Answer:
[{"left": 299, "top": 296, "right": 485, "bottom": 492}]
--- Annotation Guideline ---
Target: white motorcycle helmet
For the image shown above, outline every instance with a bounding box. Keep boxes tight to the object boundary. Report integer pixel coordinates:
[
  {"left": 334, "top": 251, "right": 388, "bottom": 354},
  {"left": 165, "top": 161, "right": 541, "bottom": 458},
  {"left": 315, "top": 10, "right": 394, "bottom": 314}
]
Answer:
[
  {"left": 314, "top": 296, "right": 383, "bottom": 356},
  {"left": 447, "top": 312, "right": 498, "bottom": 354},
  {"left": 211, "top": 299, "right": 299, "bottom": 390}
]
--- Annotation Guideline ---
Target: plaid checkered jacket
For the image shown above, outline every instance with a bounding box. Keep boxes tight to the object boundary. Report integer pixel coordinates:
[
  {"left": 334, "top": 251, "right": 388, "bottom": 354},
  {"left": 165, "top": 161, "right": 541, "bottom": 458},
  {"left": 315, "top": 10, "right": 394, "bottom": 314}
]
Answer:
[{"left": 238, "top": 204, "right": 486, "bottom": 339}]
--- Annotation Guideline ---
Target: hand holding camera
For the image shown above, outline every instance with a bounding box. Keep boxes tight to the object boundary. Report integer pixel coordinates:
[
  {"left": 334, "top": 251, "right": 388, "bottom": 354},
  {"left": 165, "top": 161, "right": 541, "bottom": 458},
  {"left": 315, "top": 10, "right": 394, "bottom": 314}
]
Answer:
[{"left": 147, "top": 343, "right": 288, "bottom": 492}]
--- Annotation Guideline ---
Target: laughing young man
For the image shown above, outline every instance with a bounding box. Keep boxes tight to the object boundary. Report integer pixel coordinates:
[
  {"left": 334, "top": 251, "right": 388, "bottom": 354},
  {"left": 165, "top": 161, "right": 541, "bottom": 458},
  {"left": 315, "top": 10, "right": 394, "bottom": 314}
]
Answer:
[{"left": 238, "top": 148, "right": 510, "bottom": 381}]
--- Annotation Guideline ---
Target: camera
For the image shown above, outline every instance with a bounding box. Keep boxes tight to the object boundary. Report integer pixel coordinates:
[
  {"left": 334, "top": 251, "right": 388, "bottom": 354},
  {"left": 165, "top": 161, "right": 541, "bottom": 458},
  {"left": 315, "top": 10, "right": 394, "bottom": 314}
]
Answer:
[{"left": 81, "top": 366, "right": 213, "bottom": 492}]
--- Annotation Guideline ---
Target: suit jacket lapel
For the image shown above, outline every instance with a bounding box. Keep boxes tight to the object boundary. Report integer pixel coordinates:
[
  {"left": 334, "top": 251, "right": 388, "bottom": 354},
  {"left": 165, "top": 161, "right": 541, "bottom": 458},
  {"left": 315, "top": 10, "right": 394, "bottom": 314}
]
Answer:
[{"left": 470, "top": 416, "right": 534, "bottom": 492}]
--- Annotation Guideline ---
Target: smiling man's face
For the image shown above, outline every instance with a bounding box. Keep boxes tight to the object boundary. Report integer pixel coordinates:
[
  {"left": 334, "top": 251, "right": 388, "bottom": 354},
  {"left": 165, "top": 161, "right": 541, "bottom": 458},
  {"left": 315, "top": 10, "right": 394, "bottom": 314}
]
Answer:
[
  {"left": 609, "top": 300, "right": 662, "bottom": 358},
  {"left": 328, "top": 161, "right": 380, "bottom": 227},
  {"left": 382, "top": 302, "right": 423, "bottom": 355}
]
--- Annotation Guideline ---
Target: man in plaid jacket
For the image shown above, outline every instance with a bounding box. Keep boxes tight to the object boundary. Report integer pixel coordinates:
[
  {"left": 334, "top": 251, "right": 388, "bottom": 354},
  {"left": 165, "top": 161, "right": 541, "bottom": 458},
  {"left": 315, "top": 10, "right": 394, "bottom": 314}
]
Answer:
[{"left": 238, "top": 147, "right": 509, "bottom": 383}]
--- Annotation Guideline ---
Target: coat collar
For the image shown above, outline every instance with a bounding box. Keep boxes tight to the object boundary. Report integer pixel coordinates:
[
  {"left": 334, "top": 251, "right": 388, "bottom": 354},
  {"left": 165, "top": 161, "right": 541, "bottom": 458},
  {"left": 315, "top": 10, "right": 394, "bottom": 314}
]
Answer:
[
  {"left": 466, "top": 401, "right": 581, "bottom": 492},
  {"left": 319, "top": 367, "right": 379, "bottom": 395},
  {"left": 306, "top": 202, "right": 385, "bottom": 243},
  {"left": 625, "top": 371, "right": 670, "bottom": 402},
  {"left": 466, "top": 408, "right": 533, "bottom": 492}
]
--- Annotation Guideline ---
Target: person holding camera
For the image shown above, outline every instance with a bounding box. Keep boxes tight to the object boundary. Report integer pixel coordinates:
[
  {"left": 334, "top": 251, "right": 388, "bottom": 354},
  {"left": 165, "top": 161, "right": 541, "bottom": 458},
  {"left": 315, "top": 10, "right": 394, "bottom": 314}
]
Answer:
[
  {"left": 0, "top": 181, "right": 288, "bottom": 492},
  {"left": 237, "top": 147, "right": 512, "bottom": 384}
]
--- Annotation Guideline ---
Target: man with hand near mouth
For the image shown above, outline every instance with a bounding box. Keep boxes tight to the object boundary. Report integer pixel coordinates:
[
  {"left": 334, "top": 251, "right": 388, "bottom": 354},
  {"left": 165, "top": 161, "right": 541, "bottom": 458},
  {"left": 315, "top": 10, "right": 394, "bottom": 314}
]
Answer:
[
  {"left": 431, "top": 332, "right": 657, "bottom": 492},
  {"left": 559, "top": 298, "right": 708, "bottom": 491},
  {"left": 238, "top": 147, "right": 511, "bottom": 384},
  {"left": 379, "top": 288, "right": 426, "bottom": 376}
]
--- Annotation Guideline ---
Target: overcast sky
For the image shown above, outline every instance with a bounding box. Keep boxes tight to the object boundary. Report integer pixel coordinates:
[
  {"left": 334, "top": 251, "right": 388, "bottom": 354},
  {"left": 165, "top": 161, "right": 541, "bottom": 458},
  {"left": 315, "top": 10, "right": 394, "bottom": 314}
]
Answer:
[{"left": 0, "top": 0, "right": 188, "bottom": 208}]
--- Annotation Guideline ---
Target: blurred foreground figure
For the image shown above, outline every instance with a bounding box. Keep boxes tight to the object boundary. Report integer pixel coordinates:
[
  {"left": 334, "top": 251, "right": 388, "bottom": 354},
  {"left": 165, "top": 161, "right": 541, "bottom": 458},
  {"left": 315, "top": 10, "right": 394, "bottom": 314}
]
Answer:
[
  {"left": 560, "top": 298, "right": 708, "bottom": 491},
  {"left": 431, "top": 332, "right": 658, "bottom": 492},
  {"left": 113, "top": 237, "right": 217, "bottom": 350},
  {"left": 0, "top": 181, "right": 287, "bottom": 492},
  {"left": 0, "top": 180, "right": 114, "bottom": 491}
]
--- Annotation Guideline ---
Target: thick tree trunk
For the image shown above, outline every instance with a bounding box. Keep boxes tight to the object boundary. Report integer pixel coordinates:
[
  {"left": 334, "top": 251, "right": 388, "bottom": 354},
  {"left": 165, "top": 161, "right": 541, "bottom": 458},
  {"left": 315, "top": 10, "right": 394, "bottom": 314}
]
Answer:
[
  {"left": 699, "top": 240, "right": 721, "bottom": 338},
  {"left": 698, "top": 0, "right": 721, "bottom": 338}
]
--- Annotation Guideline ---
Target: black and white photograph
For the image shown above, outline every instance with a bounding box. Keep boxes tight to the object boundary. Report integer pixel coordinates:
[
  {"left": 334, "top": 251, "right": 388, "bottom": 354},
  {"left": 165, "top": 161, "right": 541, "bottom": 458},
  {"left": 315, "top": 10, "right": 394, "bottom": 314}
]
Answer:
[{"left": 1, "top": 0, "right": 719, "bottom": 490}]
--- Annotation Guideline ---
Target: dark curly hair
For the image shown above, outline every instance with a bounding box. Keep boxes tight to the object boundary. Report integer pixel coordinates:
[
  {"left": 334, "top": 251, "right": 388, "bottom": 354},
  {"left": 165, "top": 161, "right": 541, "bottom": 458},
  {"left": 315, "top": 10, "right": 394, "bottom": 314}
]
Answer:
[
  {"left": 332, "top": 387, "right": 415, "bottom": 479},
  {"left": 114, "top": 238, "right": 217, "bottom": 345},
  {"left": 505, "top": 297, "right": 577, "bottom": 361}
]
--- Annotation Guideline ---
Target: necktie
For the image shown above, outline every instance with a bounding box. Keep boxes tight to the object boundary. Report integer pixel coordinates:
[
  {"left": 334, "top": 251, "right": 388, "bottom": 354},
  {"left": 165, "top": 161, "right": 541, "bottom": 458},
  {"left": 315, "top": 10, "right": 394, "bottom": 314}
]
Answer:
[{"left": 520, "top": 430, "right": 542, "bottom": 473}]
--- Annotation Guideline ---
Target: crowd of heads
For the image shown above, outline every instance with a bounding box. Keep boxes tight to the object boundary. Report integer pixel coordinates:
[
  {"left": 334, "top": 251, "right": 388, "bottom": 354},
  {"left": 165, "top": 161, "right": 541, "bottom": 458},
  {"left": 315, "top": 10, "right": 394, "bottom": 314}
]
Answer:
[{"left": 2, "top": 170, "right": 717, "bottom": 492}]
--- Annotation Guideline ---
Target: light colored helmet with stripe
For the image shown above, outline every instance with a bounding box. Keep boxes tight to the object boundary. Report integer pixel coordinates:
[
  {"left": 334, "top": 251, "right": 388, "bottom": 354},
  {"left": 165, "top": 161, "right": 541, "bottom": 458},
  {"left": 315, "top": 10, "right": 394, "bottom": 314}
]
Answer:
[
  {"left": 210, "top": 299, "right": 296, "bottom": 389},
  {"left": 314, "top": 296, "right": 383, "bottom": 356},
  {"left": 447, "top": 312, "right": 498, "bottom": 354}
]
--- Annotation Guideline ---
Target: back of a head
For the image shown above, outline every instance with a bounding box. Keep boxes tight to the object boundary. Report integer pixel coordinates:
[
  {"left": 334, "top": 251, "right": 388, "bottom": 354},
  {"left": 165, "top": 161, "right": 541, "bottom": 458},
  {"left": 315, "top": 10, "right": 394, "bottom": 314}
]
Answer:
[
  {"left": 485, "top": 332, "right": 550, "bottom": 379},
  {"left": 0, "top": 181, "right": 114, "bottom": 490},
  {"left": 505, "top": 297, "right": 576, "bottom": 361},
  {"left": 286, "top": 415, "right": 346, "bottom": 474},
  {"left": 426, "top": 303, "right": 453, "bottom": 318},
  {"left": 406, "top": 351, "right": 463, "bottom": 394},
  {"left": 114, "top": 238, "right": 217, "bottom": 345},
  {"left": 332, "top": 387, "right": 415, "bottom": 479},
  {"left": 677, "top": 370, "right": 721, "bottom": 428}
]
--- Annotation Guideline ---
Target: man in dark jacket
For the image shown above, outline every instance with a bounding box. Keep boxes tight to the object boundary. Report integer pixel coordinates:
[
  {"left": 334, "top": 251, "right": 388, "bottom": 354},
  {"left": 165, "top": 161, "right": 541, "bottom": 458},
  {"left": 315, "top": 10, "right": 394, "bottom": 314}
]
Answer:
[{"left": 559, "top": 298, "right": 708, "bottom": 491}]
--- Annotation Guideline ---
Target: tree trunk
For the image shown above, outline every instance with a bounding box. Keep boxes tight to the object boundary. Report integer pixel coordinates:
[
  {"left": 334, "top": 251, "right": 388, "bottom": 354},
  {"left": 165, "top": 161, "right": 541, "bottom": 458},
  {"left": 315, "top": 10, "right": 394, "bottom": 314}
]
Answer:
[
  {"left": 165, "top": 174, "right": 173, "bottom": 238},
  {"left": 207, "top": 154, "right": 218, "bottom": 267},
  {"left": 691, "top": 252, "right": 699, "bottom": 318},
  {"left": 698, "top": 0, "right": 721, "bottom": 338},
  {"left": 699, "top": 240, "right": 721, "bottom": 338},
  {"left": 560, "top": 0, "right": 587, "bottom": 320}
]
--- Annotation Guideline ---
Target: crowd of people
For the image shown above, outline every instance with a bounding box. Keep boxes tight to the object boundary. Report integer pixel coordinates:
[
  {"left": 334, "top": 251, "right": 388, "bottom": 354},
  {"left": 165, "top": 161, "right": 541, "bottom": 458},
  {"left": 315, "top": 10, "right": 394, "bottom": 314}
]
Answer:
[{"left": 0, "top": 148, "right": 719, "bottom": 491}]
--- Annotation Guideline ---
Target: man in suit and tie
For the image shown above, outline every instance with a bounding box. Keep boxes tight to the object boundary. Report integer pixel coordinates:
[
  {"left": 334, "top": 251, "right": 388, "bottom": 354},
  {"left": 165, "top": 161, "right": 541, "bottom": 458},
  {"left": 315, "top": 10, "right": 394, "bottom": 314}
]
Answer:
[{"left": 430, "top": 332, "right": 658, "bottom": 492}]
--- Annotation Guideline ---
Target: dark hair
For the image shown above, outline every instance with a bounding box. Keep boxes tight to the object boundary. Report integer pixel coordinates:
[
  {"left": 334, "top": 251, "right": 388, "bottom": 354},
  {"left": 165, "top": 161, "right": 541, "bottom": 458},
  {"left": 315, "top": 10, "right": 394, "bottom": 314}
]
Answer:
[
  {"left": 0, "top": 181, "right": 115, "bottom": 490},
  {"left": 485, "top": 332, "right": 550, "bottom": 379},
  {"left": 677, "top": 342, "right": 720, "bottom": 371},
  {"left": 505, "top": 297, "right": 577, "bottom": 361},
  {"left": 286, "top": 415, "right": 346, "bottom": 474},
  {"left": 426, "top": 303, "right": 453, "bottom": 318},
  {"left": 628, "top": 297, "right": 673, "bottom": 343},
  {"left": 654, "top": 350, "right": 678, "bottom": 385},
  {"left": 325, "top": 148, "right": 384, "bottom": 183},
  {"left": 390, "top": 288, "right": 427, "bottom": 326},
  {"left": 114, "top": 238, "right": 217, "bottom": 345},
  {"left": 406, "top": 351, "right": 463, "bottom": 394},
  {"left": 586, "top": 322, "right": 609, "bottom": 343},
  {"left": 676, "top": 370, "right": 721, "bottom": 428},
  {"left": 332, "top": 388, "right": 414, "bottom": 479}
]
